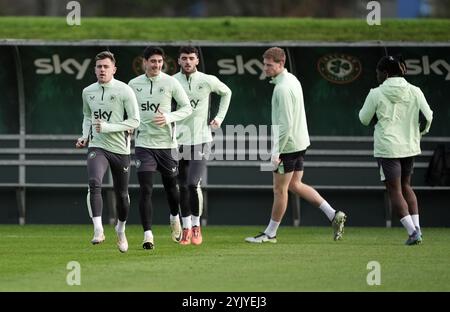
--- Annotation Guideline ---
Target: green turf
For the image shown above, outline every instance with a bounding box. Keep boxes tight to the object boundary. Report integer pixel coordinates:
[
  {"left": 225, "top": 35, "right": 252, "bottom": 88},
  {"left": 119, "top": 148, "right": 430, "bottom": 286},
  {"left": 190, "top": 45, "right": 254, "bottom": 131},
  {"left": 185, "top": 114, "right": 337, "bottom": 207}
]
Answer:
[
  {"left": 0, "top": 17, "right": 449, "bottom": 41},
  {"left": 0, "top": 225, "right": 449, "bottom": 291}
]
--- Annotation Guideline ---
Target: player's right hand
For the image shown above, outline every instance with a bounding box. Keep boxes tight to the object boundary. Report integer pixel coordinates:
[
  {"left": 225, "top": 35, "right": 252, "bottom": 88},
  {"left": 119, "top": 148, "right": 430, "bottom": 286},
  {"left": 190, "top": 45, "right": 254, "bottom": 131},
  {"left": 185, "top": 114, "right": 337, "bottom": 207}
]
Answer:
[
  {"left": 76, "top": 137, "right": 88, "bottom": 148},
  {"left": 271, "top": 154, "right": 281, "bottom": 168},
  {"left": 154, "top": 111, "right": 167, "bottom": 126}
]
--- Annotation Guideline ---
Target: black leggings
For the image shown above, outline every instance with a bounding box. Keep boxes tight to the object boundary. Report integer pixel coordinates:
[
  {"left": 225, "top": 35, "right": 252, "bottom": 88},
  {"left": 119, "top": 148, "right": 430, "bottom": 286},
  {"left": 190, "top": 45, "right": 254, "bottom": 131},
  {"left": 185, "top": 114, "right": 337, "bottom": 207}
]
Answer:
[
  {"left": 178, "top": 158, "right": 206, "bottom": 217},
  {"left": 138, "top": 171, "right": 180, "bottom": 231},
  {"left": 87, "top": 148, "right": 130, "bottom": 222}
]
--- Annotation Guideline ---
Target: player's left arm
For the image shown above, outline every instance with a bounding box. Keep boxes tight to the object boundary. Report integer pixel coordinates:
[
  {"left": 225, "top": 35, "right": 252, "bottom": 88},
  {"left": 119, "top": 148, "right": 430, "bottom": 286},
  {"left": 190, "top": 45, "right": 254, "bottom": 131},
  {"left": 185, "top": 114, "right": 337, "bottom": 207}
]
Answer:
[
  {"left": 209, "top": 76, "right": 232, "bottom": 129},
  {"left": 417, "top": 88, "right": 433, "bottom": 135},
  {"left": 161, "top": 79, "right": 193, "bottom": 125}
]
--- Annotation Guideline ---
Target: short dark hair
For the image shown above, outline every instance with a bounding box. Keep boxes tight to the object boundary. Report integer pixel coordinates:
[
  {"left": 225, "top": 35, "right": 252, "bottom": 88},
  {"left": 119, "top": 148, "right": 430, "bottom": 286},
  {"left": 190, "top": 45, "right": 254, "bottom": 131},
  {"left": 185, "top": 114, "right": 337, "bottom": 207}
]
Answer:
[
  {"left": 95, "top": 51, "right": 116, "bottom": 64},
  {"left": 143, "top": 46, "right": 165, "bottom": 60},
  {"left": 377, "top": 55, "right": 406, "bottom": 77},
  {"left": 178, "top": 46, "right": 199, "bottom": 57},
  {"left": 263, "top": 47, "right": 286, "bottom": 63}
]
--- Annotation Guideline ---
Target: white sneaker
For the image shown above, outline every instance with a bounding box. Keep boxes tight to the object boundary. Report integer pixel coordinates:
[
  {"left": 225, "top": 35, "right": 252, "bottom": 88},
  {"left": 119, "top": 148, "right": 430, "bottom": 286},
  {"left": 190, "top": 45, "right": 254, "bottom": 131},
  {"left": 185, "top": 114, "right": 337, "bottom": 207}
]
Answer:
[
  {"left": 142, "top": 235, "right": 154, "bottom": 250},
  {"left": 91, "top": 230, "right": 105, "bottom": 244},
  {"left": 332, "top": 211, "right": 347, "bottom": 241},
  {"left": 170, "top": 218, "right": 182, "bottom": 242},
  {"left": 115, "top": 227, "right": 128, "bottom": 253},
  {"left": 245, "top": 232, "right": 277, "bottom": 244}
]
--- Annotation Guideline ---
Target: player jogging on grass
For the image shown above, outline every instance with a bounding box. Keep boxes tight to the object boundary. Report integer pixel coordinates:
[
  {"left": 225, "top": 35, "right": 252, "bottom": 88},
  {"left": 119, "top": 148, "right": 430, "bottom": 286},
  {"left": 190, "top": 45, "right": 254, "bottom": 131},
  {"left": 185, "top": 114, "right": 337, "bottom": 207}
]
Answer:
[
  {"left": 173, "top": 46, "right": 232, "bottom": 245},
  {"left": 245, "top": 47, "right": 347, "bottom": 244},
  {"left": 359, "top": 55, "right": 433, "bottom": 245},
  {"left": 128, "top": 46, "right": 192, "bottom": 250},
  {"left": 76, "top": 51, "right": 140, "bottom": 253}
]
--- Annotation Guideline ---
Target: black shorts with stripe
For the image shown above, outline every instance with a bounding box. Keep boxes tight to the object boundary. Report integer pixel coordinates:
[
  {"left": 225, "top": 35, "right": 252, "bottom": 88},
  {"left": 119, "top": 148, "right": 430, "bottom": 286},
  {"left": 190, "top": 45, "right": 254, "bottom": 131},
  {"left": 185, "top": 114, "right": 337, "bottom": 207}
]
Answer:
[
  {"left": 274, "top": 150, "right": 306, "bottom": 174},
  {"left": 135, "top": 147, "right": 178, "bottom": 177},
  {"left": 376, "top": 157, "right": 414, "bottom": 182}
]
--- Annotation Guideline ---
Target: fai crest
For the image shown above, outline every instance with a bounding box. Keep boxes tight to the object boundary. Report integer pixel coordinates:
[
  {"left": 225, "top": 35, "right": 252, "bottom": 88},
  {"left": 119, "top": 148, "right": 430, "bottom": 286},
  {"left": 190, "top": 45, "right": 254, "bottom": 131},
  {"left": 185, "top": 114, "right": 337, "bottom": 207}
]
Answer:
[{"left": 317, "top": 54, "right": 362, "bottom": 84}]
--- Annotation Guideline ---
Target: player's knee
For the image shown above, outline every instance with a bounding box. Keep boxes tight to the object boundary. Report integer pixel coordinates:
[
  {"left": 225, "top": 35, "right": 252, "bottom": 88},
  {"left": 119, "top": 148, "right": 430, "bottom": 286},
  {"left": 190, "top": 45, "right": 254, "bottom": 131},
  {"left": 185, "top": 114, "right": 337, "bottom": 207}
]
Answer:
[
  {"left": 188, "top": 183, "right": 201, "bottom": 191},
  {"left": 116, "top": 191, "right": 130, "bottom": 204},
  {"left": 288, "top": 180, "right": 299, "bottom": 191},
  {"left": 163, "top": 175, "right": 177, "bottom": 186},
  {"left": 188, "top": 184, "right": 202, "bottom": 197},
  {"left": 401, "top": 183, "right": 412, "bottom": 192},
  {"left": 162, "top": 176, "right": 178, "bottom": 195},
  {"left": 140, "top": 184, "right": 153, "bottom": 196},
  {"left": 179, "top": 183, "right": 189, "bottom": 194},
  {"left": 88, "top": 178, "right": 102, "bottom": 194},
  {"left": 273, "top": 186, "right": 288, "bottom": 196}
]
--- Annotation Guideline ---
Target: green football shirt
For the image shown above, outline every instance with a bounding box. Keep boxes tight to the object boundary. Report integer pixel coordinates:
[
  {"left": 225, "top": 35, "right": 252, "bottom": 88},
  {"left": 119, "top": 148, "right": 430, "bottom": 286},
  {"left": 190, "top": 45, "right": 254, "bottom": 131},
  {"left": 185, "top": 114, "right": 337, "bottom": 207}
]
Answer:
[
  {"left": 173, "top": 70, "right": 231, "bottom": 145},
  {"left": 128, "top": 72, "right": 192, "bottom": 149},
  {"left": 270, "top": 69, "right": 310, "bottom": 155},
  {"left": 81, "top": 78, "right": 140, "bottom": 155}
]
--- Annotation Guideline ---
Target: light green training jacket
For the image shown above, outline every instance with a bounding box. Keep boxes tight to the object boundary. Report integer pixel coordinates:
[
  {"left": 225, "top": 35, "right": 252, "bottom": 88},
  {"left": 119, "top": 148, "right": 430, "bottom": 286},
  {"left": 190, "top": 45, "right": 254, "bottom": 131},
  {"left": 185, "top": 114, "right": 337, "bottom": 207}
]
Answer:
[
  {"left": 128, "top": 72, "right": 192, "bottom": 149},
  {"left": 271, "top": 69, "right": 310, "bottom": 155},
  {"left": 173, "top": 70, "right": 231, "bottom": 145},
  {"left": 81, "top": 78, "right": 140, "bottom": 155},
  {"left": 359, "top": 77, "right": 433, "bottom": 158}
]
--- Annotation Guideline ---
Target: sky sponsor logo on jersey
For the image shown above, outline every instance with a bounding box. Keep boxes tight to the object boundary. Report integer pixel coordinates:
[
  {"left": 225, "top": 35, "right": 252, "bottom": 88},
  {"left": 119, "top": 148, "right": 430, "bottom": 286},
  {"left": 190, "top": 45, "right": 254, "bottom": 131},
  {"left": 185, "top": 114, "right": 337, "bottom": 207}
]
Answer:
[
  {"left": 317, "top": 54, "right": 362, "bottom": 84},
  {"left": 34, "top": 55, "right": 91, "bottom": 80},
  {"left": 190, "top": 99, "right": 200, "bottom": 109},
  {"left": 93, "top": 109, "right": 112, "bottom": 121},
  {"left": 141, "top": 102, "right": 160, "bottom": 113}
]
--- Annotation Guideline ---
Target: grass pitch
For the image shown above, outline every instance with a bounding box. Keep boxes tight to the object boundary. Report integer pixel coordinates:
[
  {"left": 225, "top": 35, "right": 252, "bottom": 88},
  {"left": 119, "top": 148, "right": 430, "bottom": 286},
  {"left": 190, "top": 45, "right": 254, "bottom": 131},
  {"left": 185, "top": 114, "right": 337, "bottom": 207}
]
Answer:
[{"left": 0, "top": 225, "right": 449, "bottom": 292}]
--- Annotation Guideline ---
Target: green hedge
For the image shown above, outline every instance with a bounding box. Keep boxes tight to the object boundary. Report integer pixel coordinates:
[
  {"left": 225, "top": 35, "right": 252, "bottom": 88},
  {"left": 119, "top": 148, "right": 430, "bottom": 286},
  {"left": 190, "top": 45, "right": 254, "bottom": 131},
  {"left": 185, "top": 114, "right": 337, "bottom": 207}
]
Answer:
[{"left": 1, "top": 17, "right": 449, "bottom": 41}]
